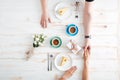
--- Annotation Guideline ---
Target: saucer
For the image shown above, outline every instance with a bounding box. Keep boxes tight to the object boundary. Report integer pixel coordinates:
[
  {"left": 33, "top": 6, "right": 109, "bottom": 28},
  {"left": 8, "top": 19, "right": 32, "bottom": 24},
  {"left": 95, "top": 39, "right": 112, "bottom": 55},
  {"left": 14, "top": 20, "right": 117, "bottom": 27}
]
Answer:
[
  {"left": 66, "top": 24, "right": 79, "bottom": 36},
  {"left": 50, "top": 36, "right": 62, "bottom": 48}
]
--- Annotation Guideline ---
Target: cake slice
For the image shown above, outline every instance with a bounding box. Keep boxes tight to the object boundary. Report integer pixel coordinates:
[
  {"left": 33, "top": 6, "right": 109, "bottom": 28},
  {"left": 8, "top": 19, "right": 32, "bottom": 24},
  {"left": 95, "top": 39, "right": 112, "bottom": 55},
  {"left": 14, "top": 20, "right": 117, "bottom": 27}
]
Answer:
[
  {"left": 58, "top": 7, "right": 68, "bottom": 16},
  {"left": 60, "top": 56, "right": 69, "bottom": 66}
]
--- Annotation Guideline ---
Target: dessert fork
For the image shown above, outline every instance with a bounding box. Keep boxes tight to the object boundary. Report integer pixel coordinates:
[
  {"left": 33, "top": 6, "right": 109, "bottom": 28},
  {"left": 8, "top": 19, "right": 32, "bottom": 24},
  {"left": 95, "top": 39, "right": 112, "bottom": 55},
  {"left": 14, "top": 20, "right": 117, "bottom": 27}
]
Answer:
[{"left": 50, "top": 54, "right": 53, "bottom": 71}]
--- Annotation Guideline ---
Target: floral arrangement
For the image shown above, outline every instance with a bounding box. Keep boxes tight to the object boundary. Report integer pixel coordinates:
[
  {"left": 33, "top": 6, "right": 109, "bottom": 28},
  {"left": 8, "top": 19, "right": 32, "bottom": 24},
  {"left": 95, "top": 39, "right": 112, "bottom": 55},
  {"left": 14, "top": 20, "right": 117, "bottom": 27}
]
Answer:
[
  {"left": 33, "top": 34, "right": 47, "bottom": 47},
  {"left": 26, "top": 34, "right": 47, "bottom": 60}
]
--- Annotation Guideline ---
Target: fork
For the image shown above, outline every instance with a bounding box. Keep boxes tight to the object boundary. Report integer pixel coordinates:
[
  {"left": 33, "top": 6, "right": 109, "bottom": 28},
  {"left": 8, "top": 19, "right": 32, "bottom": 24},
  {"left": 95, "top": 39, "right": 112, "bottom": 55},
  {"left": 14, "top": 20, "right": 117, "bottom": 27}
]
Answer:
[
  {"left": 47, "top": 53, "right": 50, "bottom": 71},
  {"left": 50, "top": 54, "right": 53, "bottom": 71}
]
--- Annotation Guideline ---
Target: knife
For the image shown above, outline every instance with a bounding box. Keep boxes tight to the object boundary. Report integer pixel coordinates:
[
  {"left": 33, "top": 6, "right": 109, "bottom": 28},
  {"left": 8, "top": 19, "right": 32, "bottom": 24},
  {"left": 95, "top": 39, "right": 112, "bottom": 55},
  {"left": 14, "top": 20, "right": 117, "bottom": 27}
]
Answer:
[{"left": 47, "top": 53, "right": 50, "bottom": 71}]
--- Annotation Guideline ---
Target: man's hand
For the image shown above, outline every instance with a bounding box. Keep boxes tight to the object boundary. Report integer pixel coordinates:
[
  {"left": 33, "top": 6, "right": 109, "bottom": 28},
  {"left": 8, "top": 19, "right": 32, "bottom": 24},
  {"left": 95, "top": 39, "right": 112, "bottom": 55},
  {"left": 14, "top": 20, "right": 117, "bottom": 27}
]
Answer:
[
  {"left": 83, "top": 44, "right": 90, "bottom": 63},
  {"left": 82, "top": 42, "right": 90, "bottom": 80},
  {"left": 40, "top": 13, "right": 51, "bottom": 28},
  {"left": 84, "top": 39, "right": 91, "bottom": 58}
]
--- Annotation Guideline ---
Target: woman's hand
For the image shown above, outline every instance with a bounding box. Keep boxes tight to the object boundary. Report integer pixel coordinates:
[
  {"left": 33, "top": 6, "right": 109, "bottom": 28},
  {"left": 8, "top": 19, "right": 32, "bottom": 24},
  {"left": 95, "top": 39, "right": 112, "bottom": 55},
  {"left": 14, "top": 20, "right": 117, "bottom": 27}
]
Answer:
[
  {"left": 59, "top": 66, "right": 77, "bottom": 80},
  {"left": 40, "top": 13, "right": 51, "bottom": 28},
  {"left": 84, "top": 39, "right": 91, "bottom": 64}
]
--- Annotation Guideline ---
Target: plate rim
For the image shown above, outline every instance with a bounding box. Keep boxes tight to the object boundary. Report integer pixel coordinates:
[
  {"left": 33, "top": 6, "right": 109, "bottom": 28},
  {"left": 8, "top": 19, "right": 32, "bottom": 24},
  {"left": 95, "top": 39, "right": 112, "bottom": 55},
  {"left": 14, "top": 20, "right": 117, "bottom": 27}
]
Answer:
[{"left": 54, "top": 53, "right": 72, "bottom": 71}]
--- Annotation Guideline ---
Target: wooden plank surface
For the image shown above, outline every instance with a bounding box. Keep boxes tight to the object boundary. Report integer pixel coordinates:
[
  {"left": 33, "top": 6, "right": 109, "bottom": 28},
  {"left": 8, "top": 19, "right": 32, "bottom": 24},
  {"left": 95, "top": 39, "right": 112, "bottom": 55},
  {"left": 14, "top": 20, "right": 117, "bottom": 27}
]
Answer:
[{"left": 0, "top": 0, "right": 120, "bottom": 80}]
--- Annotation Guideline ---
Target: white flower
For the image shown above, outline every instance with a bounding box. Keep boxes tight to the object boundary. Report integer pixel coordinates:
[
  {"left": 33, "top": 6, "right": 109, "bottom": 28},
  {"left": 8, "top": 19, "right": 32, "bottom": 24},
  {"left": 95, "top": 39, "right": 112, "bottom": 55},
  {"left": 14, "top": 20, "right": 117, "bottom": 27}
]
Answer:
[
  {"left": 41, "top": 35, "right": 44, "bottom": 38},
  {"left": 35, "top": 38, "right": 39, "bottom": 41},
  {"left": 34, "top": 34, "right": 37, "bottom": 37},
  {"left": 39, "top": 39, "right": 42, "bottom": 42},
  {"left": 38, "top": 42, "right": 42, "bottom": 45},
  {"left": 34, "top": 41, "right": 37, "bottom": 45}
]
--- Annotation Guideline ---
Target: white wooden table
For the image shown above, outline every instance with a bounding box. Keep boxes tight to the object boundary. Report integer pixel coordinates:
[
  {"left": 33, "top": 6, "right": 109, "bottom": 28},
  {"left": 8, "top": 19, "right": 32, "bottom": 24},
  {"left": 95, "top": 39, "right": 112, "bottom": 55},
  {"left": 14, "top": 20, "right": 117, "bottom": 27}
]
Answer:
[{"left": 0, "top": 0, "right": 120, "bottom": 80}]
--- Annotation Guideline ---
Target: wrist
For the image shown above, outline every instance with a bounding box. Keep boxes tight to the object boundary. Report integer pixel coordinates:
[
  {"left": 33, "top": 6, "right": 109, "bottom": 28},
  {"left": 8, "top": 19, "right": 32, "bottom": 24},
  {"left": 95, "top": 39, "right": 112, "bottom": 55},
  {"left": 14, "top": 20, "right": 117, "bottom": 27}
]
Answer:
[
  {"left": 42, "top": 11, "right": 47, "bottom": 15},
  {"left": 42, "top": 8, "right": 48, "bottom": 14},
  {"left": 85, "top": 38, "right": 91, "bottom": 41},
  {"left": 85, "top": 38, "right": 90, "bottom": 44},
  {"left": 84, "top": 61, "right": 89, "bottom": 66}
]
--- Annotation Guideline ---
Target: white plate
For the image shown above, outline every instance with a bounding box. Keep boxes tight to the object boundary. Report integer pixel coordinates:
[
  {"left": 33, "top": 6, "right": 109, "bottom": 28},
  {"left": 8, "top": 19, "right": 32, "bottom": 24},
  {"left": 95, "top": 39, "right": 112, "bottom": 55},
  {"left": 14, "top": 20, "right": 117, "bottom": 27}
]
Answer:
[
  {"left": 54, "top": 2, "right": 72, "bottom": 20},
  {"left": 54, "top": 53, "right": 72, "bottom": 71}
]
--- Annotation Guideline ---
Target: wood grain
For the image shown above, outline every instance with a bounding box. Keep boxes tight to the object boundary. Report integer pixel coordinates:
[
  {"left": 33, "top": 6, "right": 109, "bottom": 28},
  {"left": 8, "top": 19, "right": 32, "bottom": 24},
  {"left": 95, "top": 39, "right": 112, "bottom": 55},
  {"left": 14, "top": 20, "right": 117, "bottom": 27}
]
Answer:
[{"left": 0, "top": 0, "right": 120, "bottom": 80}]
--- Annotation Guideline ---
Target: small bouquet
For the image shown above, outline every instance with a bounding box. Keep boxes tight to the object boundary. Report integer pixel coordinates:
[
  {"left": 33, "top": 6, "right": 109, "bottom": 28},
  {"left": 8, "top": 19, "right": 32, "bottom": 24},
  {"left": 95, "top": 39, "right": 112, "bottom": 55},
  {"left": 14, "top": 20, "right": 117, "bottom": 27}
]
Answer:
[
  {"left": 33, "top": 34, "right": 47, "bottom": 47},
  {"left": 26, "top": 34, "right": 47, "bottom": 60}
]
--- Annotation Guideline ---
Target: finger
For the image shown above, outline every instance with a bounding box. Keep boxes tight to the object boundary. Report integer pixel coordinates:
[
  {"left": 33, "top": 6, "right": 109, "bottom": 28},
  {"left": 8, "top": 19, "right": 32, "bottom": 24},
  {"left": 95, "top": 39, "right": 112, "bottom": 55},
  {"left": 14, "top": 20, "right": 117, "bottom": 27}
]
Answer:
[
  {"left": 45, "top": 20, "right": 48, "bottom": 28},
  {"left": 48, "top": 17, "right": 51, "bottom": 23},
  {"left": 65, "top": 66, "right": 73, "bottom": 73},
  {"left": 87, "top": 46, "right": 91, "bottom": 55},
  {"left": 84, "top": 46, "right": 87, "bottom": 51},
  {"left": 86, "top": 49, "right": 89, "bottom": 57},
  {"left": 43, "top": 20, "right": 47, "bottom": 28},
  {"left": 40, "top": 18, "right": 43, "bottom": 27},
  {"left": 70, "top": 66, "right": 77, "bottom": 74},
  {"left": 41, "top": 18, "right": 46, "bottom": 28},
  {"left": 40, "top": 16, "right": 45, "bottom": 28},
  {"left": 85, "top": 50, "right": 88, "bottom": 57},
  {"left": 69, "top": 66, "right": 74, "bottom": 71},
  {"left": 42, "top": 21, "right": 45, "bottom": 28},
  {"left": 66, "top": 66, "right": 77, "bottom": 74},
  {"left": 88, "top": 48, "right": 90, "bottom": 54},
  {"left": 41, "top": 20, "right": 45, "bottom": 28},
  {"left": 84, "top": 47, "right": 87, "bottom": 56},
  {"left": 84, "top": 50, "right": 86, "bottom": 57},
  {"left": 87, "top": 46, "right": 90, "bottom": 50}
]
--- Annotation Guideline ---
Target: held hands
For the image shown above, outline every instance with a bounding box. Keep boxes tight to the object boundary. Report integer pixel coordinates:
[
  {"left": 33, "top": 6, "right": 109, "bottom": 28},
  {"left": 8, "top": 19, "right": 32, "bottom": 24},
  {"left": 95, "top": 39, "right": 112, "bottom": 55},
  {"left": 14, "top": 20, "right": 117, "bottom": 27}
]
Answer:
[
  {"left": 84, "top": 39, "right": 91, "bottom": 53},
  {"left": 83, "top": 48, "right": 90, "bottom": 63},
  {"left": 83, "top": 39, "right": 91, "bottom": 63},
  {"left": 40, "top": 13, "right": 51, "bottom": 28}
]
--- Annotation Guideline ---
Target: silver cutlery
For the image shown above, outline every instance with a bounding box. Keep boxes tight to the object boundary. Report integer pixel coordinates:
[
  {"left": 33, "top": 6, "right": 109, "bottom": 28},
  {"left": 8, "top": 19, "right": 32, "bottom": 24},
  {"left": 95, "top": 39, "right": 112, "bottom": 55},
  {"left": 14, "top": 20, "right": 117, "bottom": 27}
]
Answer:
[
  {"left": 50, "top": 54, "right": 53, "bottom": 71},
  {"left": 47, "top": 54, "right": 53, "bottom": 71},
  {"left": 47, "top": 53, "right": 50, "bottom": 71}
]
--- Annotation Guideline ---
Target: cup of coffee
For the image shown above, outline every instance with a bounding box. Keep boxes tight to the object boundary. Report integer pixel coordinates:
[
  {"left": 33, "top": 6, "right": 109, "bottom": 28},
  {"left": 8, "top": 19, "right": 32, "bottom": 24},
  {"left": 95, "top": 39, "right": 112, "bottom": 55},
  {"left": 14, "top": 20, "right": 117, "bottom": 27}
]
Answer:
[
  {"left": 66, "top": 24, "right": 78, "bottom": 36},
  {"left": 50, "top": 36, "right": 62, "bottom": 48},
  {"left": 69, "top": 26, "right": 76, "bottom": 34}
]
